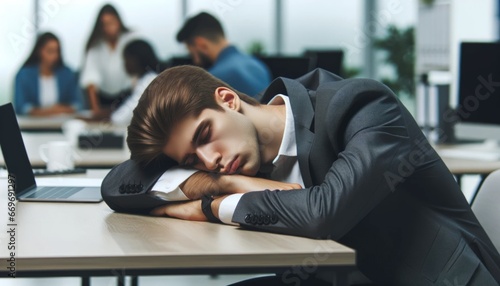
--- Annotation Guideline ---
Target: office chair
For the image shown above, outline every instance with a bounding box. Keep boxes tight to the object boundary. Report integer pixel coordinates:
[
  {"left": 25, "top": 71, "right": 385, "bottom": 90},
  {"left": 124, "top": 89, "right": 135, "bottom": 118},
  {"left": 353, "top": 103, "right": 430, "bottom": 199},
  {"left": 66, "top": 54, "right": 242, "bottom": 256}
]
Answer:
[
  {"left": 471, "top": 169, "right": 500, "bottom": 252},
  {"left": 304, "top": 50, "right": 344, "bottom": 76},
  {"left": 258, "top": 56, "right": 311, "bottom": 79}
]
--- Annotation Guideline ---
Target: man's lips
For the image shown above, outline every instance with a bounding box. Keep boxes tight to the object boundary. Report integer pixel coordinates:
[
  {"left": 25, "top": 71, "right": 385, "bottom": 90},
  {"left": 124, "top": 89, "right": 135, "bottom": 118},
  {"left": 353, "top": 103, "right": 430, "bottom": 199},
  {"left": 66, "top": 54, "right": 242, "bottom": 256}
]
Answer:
[{"left": 225, "top": 156, "right": 241, "bottom": 174}]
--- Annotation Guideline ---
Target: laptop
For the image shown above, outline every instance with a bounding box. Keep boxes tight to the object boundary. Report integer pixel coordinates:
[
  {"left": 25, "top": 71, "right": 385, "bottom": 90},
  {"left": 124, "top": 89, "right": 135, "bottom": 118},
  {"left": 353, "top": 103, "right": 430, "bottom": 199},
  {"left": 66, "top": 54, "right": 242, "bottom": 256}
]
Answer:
[{"left": 0, "top": 103, "right": 102, "bottom": 202}]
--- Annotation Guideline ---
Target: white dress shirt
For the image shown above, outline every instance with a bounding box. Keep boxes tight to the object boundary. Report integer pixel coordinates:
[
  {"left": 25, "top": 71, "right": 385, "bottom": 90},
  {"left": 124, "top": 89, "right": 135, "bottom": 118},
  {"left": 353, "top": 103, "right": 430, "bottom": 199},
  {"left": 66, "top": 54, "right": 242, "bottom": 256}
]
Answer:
[
  {"left": 80, "top": 32, "right": 138, "bottom": 95},
  {"left": 219, "top": 95, "right": 304, "bottom": 224},
  {"left": 111, "top": 71, "right": 157, "bottom": 126},
  {"left": 149, "top": 167, "right": 197, "bottom": 201},
  {"left": 150, "top": 94, "right": 304, "bottom": 225}
]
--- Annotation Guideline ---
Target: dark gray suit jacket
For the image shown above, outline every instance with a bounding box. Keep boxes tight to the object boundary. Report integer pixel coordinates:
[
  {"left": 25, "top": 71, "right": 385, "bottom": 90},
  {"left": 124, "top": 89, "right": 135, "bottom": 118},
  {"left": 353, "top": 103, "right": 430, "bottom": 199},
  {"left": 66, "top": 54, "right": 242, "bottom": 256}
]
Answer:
[{"left": 101, "top": 69, "right": 500, "bottom": 284}]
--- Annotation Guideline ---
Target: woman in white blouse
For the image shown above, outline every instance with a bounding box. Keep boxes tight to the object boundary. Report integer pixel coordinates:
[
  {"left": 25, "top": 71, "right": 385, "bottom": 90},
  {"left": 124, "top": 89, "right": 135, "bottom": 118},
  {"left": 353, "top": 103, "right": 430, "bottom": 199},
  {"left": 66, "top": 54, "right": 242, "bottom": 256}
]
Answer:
[{"left": 80, "top": 4, "right": 136, "bottom": 116}]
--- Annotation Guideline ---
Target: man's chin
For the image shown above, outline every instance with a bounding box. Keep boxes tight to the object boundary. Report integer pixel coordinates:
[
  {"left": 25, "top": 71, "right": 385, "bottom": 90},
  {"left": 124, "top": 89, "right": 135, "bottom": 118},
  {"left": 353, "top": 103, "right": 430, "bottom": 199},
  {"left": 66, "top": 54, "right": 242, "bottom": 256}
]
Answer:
[{"left": 240, "top": 164, "right": 259, "bottom": 176}]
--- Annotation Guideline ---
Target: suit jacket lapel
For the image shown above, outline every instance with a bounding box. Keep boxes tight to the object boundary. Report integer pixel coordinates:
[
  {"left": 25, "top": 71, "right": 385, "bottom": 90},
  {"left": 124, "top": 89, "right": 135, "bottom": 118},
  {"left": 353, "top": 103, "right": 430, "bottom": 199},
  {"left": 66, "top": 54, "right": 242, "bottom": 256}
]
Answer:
[
  {"left": 282, "top": 78, "right": 315, "bottom": 187},
  {"left": 259, "top": 77, "right": 315, "bottom": 187}
]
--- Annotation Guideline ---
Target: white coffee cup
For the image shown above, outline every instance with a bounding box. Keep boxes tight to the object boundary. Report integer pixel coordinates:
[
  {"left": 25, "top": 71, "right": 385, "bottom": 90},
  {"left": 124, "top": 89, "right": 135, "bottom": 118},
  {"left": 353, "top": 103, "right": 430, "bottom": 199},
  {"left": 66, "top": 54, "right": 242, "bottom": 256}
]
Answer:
[
  {"left": 39, "top": 141, "right": 75, "bottom": 171},
  {"left": 62, "top": 119, "right": 87, "bottom": 147}
]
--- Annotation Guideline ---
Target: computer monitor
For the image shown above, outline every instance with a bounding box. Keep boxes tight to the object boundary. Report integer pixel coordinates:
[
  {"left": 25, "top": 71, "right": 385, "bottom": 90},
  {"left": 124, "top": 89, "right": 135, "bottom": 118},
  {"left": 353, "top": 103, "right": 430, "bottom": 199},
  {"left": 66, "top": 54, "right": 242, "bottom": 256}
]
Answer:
[
  {"left": 455, "top": 42, "right": 500, "bottom": 145},
  {"left": 304, "top": 50, "right": 344, "bottom": 76},
  {"left": 167, "top": 56, "right": 194, "bottom": 67},
  {"left": 258, "top": 56, "right": 311, "bottom": 80}
]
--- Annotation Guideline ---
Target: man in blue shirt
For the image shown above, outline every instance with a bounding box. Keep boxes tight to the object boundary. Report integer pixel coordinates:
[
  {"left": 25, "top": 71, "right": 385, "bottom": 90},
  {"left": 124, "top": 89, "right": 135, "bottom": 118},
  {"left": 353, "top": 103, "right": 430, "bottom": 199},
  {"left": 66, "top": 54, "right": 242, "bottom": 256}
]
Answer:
[{"left": 176, "top": 12, "right": 271, "bottom": 97}]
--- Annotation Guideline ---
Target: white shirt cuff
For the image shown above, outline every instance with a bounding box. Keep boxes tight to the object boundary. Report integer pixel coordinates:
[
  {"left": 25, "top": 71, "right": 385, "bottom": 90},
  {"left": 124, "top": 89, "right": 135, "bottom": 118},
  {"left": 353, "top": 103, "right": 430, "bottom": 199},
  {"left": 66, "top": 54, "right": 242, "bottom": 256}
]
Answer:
[
  {"left": 218, "top": 194, "right": 243, "bottom": 225},
  {"left": 150, "top": 167, "right": 197, "bottom": 201}
]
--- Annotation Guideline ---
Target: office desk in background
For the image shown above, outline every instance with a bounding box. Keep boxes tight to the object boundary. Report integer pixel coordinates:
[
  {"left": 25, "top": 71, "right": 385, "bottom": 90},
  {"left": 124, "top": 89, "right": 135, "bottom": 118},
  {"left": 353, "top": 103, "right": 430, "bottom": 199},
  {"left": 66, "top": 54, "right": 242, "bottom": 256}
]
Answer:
[
  {"left": 16, "top": 114, "right": 77, "bottom": 132},
  {"left": 3, "top": 115, "right": 130, "bottom": 168},
  {"left": 0, "top": 170, "right": 356, "bottom": 286},
  {"left": 16, "top": 113, "right": 118, "bottom": 132},
  {"left": 440, "top": 155, "right": 500, "bottom": 175},
  {"left": 0, "top": 130, "right": 130, "bottom": 169},
  {"left": 436, "top": 144, "right": 500, "bottom": 203},
  {"left": 436, "top": 145, "right": 500, "bottom": 175}
]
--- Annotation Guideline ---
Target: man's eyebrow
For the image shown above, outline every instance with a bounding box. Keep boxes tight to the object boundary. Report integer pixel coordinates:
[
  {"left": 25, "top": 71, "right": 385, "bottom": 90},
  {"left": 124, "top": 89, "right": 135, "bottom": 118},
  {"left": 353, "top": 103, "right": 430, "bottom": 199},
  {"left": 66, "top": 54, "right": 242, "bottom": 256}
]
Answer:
[
  {"left": 192, "top": 119, "right": 209, "bottom": 145},
  {"left": 179, "top": 119, "right": 209, "bottom": 166}
]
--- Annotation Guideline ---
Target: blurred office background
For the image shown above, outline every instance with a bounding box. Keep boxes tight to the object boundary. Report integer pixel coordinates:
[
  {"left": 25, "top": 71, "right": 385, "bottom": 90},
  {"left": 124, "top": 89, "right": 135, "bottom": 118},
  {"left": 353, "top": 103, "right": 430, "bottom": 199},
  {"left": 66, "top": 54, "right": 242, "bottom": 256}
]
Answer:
[
  {"left": 1, "top": 0, "right": 499, "bottom": 285},
  {"left": 1, "top": 0, "right": 498, "bottom": 112},
  {"left": 1, "top": 0, "right": 419, "bottom": 106}
]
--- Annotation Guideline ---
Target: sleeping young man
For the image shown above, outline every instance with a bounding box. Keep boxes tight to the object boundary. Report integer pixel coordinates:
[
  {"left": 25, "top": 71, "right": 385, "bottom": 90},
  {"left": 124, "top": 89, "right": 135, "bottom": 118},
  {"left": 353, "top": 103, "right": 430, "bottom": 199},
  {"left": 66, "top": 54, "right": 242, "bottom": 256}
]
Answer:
[{"left": 101, "top": 66, "right": 500, "bottom": 285}]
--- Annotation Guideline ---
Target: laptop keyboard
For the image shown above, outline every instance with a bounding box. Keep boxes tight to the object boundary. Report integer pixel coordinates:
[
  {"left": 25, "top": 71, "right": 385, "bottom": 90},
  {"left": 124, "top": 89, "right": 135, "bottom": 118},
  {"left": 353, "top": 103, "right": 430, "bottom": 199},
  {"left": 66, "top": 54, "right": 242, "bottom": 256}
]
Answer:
[
  {"left": 33, "top": 168, "right": 87, "bottom": 176},
  {"left": 26, "top": 186, "right": 82, "bottom": 199}
]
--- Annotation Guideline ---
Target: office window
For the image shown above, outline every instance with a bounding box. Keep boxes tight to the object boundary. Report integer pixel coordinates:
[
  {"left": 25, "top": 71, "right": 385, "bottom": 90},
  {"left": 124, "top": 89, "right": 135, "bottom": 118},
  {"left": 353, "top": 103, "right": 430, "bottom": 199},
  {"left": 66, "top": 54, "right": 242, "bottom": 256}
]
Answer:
[
  {"left": 375, "top": 0, "right": 417, "bottom": 81},
  {"left": 0, "top": 0, "right": 35, "bottom": 105},
  {"left": 282, "top": 0, "right": 363, "bottom": 68}
]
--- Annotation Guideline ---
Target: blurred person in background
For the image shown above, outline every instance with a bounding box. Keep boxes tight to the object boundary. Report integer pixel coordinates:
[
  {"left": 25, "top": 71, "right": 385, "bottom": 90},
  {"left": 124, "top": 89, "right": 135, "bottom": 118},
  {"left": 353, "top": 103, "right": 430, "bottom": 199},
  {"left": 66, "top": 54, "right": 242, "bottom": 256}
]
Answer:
[
  {"left": 176, "top": 12, "right": 271, "bottom": 97},
  {"left": 80, "top": 4, "right": 137, "bottom": 116},
  {"left": 110, "top": 39, "right": 159, "bottom": 125},
  {"left": 14, "top": 32, "right": 81, "bottom": 116}
]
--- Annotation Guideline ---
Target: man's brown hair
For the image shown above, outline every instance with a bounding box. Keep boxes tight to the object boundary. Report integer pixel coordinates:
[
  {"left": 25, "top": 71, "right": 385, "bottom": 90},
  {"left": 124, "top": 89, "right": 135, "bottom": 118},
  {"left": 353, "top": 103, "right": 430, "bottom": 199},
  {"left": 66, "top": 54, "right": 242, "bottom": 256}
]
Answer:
[{"left": 127, "top": 65, "right": 260, "bottom": 166}]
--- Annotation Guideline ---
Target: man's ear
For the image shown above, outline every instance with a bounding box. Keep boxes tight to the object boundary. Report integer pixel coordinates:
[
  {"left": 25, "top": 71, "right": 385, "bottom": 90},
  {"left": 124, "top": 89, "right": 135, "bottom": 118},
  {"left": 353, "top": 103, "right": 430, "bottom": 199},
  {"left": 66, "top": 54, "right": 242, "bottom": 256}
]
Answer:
[{"left": 215, "top": 87, "right": 241, "bottom": 111}]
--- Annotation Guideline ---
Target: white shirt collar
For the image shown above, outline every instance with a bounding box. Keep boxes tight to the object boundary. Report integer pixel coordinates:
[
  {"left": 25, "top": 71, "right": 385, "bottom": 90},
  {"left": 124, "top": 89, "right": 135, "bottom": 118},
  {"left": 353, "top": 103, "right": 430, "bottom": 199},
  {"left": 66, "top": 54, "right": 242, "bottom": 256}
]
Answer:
[{"left": 268, "top": 94, "right": 297, "bottom": 166}]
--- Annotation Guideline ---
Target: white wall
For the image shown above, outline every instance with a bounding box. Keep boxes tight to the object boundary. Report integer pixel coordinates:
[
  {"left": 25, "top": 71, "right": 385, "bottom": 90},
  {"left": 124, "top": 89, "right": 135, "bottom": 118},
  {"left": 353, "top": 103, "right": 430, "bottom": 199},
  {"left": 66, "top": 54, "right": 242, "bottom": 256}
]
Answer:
[
  {"left": 282, "top": 0, "right": 362, "bottom": 67},
  {"left": 0, "top": 0, "right": 34, "bottom": 105}
]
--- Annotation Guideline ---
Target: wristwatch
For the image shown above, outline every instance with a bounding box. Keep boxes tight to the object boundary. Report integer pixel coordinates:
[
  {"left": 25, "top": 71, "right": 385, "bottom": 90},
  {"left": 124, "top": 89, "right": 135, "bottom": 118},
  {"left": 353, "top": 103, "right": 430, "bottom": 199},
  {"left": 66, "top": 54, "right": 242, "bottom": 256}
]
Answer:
[{"left": 201, "top": 195, "right": 222, "bottom": 223}]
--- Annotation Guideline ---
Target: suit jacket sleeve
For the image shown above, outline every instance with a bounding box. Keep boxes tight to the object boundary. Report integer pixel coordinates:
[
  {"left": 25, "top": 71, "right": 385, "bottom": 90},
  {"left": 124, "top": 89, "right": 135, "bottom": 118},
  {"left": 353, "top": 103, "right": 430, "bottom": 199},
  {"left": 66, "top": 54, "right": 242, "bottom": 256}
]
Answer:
[
  {"left": 232, "top": 79, "right": 414, "bottom": 240},
  {"left": 101, "top": 159, "right": 176, "bottom": 213}
]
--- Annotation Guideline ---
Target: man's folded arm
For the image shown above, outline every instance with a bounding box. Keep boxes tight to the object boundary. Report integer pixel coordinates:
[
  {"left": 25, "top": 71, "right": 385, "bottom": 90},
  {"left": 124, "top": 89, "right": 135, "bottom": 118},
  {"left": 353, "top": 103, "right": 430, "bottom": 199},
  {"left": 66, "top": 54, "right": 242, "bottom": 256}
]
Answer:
[{"left": 101, "top": 159, "right": 226, "bottom": 212}]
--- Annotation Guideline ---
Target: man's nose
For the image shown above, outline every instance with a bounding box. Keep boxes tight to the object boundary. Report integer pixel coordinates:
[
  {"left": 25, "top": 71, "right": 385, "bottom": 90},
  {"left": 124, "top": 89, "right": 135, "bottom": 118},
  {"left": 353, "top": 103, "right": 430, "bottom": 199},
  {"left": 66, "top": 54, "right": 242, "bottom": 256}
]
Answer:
[{"left": 196, "top": 145, "right": 221, "bottom": 171}]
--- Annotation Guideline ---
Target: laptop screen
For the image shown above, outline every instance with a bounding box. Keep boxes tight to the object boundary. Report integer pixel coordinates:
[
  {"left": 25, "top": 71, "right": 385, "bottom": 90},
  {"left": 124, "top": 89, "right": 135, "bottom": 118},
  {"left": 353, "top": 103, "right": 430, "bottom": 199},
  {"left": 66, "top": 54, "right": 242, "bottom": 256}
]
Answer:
[{"left": 0, "top": 103, "right": 36, "bottom": 193}]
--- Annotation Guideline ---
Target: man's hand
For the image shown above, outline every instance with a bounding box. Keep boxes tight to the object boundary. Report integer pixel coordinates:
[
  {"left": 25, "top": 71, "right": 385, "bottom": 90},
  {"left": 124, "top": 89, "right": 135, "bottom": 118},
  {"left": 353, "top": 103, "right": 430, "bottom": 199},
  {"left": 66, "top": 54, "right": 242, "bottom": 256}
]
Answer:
[
  {"left": 150, "top": 200, "right": 207, "bottom": 221},
  {"left": 180, "top": 172, "right": 222, "bottom": 199},
  {"left": 150, "top": 195, "right": 230, "bottom": 221}
]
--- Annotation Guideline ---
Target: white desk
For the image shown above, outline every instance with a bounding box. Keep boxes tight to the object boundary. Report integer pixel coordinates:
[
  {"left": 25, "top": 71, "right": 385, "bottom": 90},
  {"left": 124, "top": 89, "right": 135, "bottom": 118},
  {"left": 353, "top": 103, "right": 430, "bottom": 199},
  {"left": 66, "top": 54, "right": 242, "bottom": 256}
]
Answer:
[
  {"left": 16, "top": 113, "right": 121, "bottom": 132},
  {"left": 435, "top": 145, "right": 500, "bottom": 203},
  {"left": 17, "top": 115, "right": 78, "bottom": 131},
  {"left": 0, "top": 170, "right": 355, "bottom": 284},
  {"left": 436, "top": 145, "right": 500, "bottom": 175}
]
